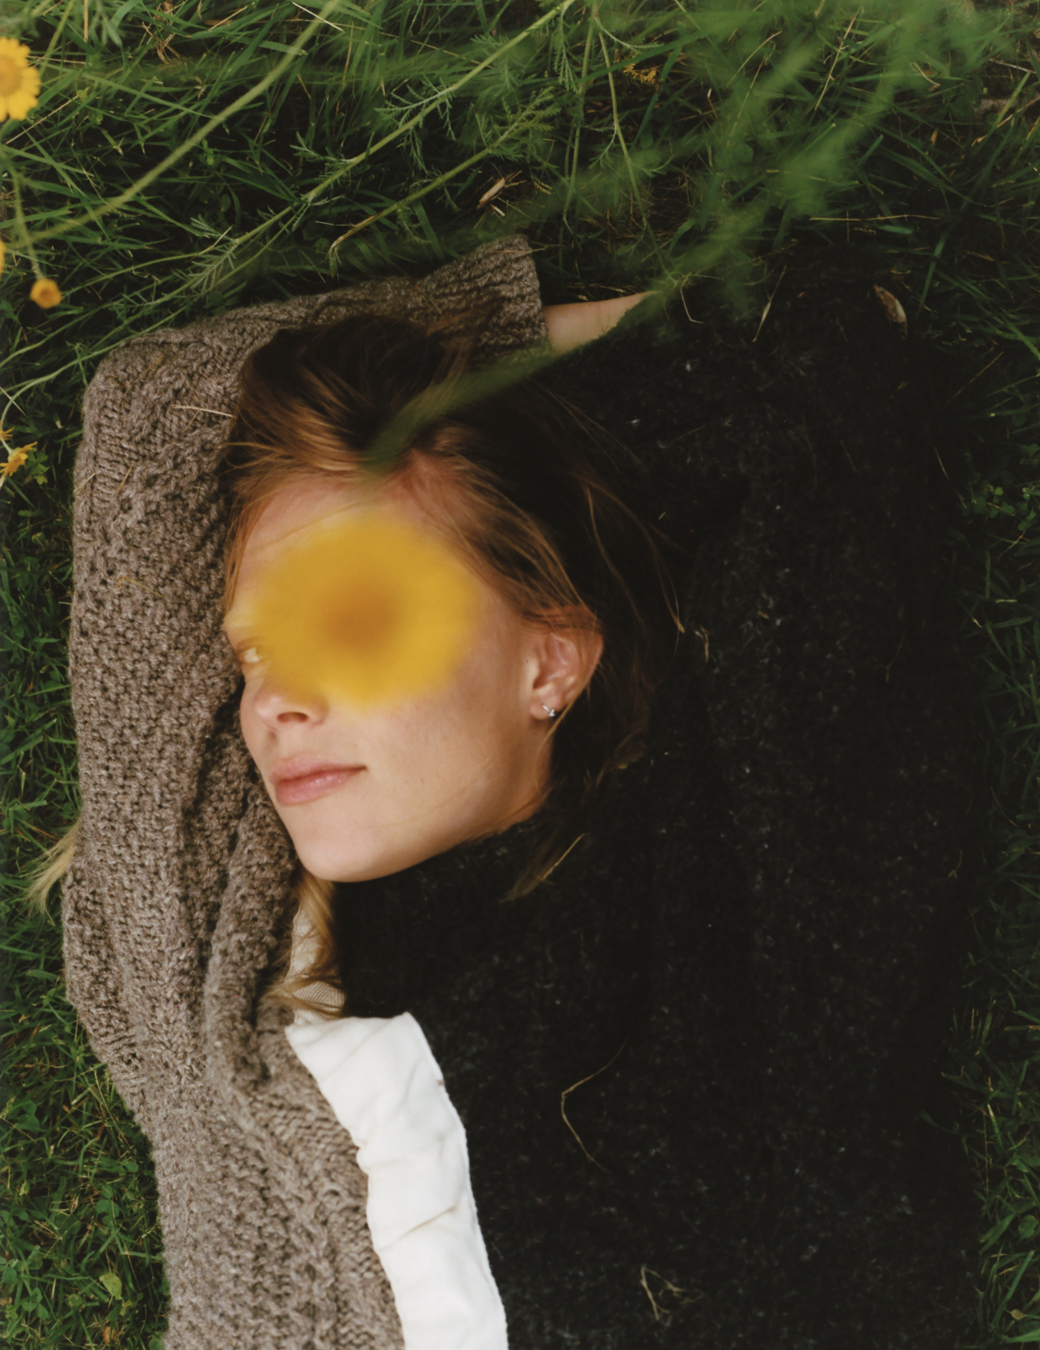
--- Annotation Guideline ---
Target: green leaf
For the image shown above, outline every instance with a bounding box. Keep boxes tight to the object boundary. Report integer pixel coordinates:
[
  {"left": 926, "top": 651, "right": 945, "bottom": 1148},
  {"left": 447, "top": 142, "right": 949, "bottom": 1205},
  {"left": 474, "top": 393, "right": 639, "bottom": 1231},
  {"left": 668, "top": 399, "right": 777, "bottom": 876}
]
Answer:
[{"left": 99, "top": 1271, "right": 122, "bottom": 1300}]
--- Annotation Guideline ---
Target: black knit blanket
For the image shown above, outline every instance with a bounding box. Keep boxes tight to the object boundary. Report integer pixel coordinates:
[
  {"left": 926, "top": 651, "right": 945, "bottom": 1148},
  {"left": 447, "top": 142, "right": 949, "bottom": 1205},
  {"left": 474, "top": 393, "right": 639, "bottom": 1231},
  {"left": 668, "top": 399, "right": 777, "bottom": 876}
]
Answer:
[{"left": 334, "top": 248, "right": 981, "bottom": 1350}]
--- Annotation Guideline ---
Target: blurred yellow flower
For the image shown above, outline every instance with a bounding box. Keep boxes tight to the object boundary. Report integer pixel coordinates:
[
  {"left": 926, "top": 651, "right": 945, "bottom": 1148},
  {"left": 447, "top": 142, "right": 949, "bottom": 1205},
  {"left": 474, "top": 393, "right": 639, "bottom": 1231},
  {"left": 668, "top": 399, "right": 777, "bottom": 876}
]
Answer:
[
  {"left": 1, "top": 443, "right": 34, "bottom": 479},
  {"left": 239, "top": 512, "right": 481, "bottom": 707},
  {"left": 0, "top": 39, "right": 41, "bottom": 122},
  {"left": 30, "top": 278, "right": 62, "bottom": 309}
]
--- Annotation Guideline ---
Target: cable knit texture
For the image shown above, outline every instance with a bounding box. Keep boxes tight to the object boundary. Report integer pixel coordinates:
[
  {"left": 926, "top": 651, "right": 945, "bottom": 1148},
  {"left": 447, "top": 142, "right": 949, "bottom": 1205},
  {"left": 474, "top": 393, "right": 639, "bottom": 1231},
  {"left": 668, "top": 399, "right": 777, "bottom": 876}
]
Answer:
[{"left": 63, "top": 236, "right": 548, "bottom": 1350}]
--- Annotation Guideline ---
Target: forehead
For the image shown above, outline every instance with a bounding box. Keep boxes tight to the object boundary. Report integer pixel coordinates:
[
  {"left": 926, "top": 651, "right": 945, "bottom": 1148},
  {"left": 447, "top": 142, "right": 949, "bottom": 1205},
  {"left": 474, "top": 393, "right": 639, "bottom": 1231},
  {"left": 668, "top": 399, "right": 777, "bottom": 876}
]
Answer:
[
  {"left": 224, "top": 475, "right": 432, "bottom": 628},
  {"left": 243, "top": 476, "right": 375, "bottom": 566}
]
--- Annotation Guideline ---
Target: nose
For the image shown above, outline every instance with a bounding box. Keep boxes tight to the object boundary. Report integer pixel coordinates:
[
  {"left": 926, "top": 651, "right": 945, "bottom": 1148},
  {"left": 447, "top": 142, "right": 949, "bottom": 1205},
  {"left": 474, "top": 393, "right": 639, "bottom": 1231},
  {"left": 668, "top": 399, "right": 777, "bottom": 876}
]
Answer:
[{"left": 248, "top": 669, "right": 329, "bottom": 728}]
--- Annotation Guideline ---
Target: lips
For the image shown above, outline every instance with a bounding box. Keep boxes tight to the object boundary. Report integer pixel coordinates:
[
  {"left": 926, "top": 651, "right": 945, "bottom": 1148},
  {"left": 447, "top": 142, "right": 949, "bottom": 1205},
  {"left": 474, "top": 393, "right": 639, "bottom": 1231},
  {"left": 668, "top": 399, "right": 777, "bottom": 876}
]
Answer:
[{"left": 269, "top": 758, "right": 364, "bottom": 807}]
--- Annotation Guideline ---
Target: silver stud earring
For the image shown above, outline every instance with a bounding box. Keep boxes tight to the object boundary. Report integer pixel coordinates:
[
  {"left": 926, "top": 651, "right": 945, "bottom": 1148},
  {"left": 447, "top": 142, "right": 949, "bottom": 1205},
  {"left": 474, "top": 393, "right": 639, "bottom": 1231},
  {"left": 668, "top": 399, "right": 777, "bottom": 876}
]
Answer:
[{"left": 542, "top": 704, "right": 558, "bottom": 720}]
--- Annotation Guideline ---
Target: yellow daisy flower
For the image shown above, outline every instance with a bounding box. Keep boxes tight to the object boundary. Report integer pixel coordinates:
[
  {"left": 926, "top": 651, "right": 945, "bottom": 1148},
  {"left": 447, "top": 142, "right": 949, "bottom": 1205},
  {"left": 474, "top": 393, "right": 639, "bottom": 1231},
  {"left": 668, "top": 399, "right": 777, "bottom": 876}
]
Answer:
[
  {"left": 30, "top": 278, "right": 62, "bottom": 309},
  {"left": 1, "top": 443, "right": 34, "bottom": 479},
  {"left": 239, "top": 512, "right": 481, "bottom": 707},
  {"left": 0, "top": 39, "right": 41, "bottom": 122}
]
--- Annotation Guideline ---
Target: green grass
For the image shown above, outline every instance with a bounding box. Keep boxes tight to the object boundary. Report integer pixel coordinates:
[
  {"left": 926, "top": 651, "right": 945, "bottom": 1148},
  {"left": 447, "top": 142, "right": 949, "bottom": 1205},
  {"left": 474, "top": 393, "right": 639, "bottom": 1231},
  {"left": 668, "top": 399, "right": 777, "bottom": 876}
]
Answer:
[{"left": 2, "top": 0, "right": 1039, "bottom": 1345}]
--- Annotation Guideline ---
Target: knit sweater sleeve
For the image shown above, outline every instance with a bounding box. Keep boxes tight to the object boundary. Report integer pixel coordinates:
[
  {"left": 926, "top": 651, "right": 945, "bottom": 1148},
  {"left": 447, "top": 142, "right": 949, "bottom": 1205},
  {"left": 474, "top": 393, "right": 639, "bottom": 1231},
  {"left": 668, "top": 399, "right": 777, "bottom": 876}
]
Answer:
[
  {"left": 69, "top": 234, "right": 546, "bottom": 537},
  {"left": 60, "top": 237, "right": 551, "bottom": 1350},
  {"left": 63, "top": 233, "right": 546, "bottom": 1123}
]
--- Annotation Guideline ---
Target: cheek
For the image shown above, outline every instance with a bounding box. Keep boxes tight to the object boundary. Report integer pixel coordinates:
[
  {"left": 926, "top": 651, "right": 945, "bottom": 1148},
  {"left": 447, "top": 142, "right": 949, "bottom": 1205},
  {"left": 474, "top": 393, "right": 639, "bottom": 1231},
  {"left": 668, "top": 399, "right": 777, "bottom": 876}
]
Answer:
[
  {"left": 367, "top": 700, "right": 467, "bottom": 783},
  {"left": 425, "top": 654, "right": 531, "bottom": 783},
  {"left": 371, "top": 651, "right": 524, "bottom": 789},
  {"left": 433, "top": 637, "right": 525, "bottom": 741}
]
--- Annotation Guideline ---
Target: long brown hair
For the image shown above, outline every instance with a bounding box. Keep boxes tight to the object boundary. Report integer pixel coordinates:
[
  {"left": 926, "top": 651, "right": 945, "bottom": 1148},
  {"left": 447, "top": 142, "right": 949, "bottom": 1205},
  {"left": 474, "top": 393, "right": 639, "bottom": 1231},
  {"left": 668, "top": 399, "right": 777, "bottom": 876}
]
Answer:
[{"left": 220, "top": 310, "right": 682, "bottom": 1010}]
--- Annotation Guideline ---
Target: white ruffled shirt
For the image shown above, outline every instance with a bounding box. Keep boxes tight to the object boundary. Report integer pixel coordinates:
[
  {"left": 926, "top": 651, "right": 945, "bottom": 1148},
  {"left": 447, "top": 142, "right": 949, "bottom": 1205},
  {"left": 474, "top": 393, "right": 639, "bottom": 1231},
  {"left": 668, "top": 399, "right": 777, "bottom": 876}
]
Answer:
[{"left": 283, "top": 909, "right": 509, "bottom": 1350}]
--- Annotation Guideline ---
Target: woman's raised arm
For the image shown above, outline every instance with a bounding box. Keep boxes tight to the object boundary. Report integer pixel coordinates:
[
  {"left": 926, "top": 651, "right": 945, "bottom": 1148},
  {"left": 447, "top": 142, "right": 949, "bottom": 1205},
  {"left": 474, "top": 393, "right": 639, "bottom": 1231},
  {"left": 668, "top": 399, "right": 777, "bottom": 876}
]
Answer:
[{"left": 543, "top": 291, "right": 650, "bottom": 354}]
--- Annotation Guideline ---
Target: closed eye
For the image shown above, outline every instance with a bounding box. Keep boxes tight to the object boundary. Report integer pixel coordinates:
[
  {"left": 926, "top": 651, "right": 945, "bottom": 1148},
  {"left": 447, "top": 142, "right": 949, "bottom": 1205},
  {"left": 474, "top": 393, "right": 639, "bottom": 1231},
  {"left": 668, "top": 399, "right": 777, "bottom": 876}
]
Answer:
[{"left": 223, "top": 629, "right": 266, "bottom": 672}]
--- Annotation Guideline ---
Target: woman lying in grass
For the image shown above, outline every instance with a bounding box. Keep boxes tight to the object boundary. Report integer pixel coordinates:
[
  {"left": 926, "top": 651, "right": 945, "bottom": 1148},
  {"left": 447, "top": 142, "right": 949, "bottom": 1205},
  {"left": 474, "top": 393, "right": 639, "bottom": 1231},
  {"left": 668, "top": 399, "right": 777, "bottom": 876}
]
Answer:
[{"left": 50, "top": 235, "right": 979, "bottom": 1348}]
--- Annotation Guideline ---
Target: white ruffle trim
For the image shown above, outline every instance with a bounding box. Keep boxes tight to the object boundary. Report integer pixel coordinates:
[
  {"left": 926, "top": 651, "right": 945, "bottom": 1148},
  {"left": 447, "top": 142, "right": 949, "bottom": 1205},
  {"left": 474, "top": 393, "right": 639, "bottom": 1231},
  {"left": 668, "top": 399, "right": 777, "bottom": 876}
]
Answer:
[{"left": 284, "top": 915, "right": 509, "bottom": 1350}]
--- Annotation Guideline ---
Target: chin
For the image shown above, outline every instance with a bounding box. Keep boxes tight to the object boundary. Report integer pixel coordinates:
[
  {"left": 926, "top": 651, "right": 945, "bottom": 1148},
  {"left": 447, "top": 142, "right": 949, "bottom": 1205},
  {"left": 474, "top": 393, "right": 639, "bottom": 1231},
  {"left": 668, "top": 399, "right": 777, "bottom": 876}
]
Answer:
[
  {"left": 291, "top": 829, "right": 412, "bottom": 885},
  {"left": 291, "top": 819, "right": 468, "bottom": 885},
  {"left": 297, "top": 842, "right": 392, "bottom": 884}
]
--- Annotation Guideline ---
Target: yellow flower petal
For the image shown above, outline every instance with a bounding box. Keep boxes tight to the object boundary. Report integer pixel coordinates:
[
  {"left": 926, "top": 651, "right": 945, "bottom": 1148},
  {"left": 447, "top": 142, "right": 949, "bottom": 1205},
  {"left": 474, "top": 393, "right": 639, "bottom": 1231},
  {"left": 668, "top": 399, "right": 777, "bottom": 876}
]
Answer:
[
  {"left": 30, "top": 278, "right": 62, "bottom": 309},
  {"left": 0, "top": 37, "right": 31, "bottom": 68},
  {"left": 0, "top": 444, "right": 33, "bottom": 479},
  {"left": 0, "top": 39, "right": 40, "bottom": 123},
  {"left": 240, "top": 513, "right": 482, "bottom": 707}
]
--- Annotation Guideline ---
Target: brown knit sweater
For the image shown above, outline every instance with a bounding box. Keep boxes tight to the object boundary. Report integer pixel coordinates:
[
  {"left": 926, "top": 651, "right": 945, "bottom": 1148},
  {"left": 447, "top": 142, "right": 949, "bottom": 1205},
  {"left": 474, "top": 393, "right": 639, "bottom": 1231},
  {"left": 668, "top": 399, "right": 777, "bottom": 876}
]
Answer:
[{"left": 62, "top": 236, "right": 548, "bottom": 1349}]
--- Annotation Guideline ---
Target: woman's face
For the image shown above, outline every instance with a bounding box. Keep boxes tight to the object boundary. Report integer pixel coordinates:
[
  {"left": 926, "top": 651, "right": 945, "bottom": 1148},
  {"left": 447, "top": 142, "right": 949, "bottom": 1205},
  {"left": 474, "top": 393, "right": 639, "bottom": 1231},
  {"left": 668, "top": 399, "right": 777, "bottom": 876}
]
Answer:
[{"left": 223, "top": 476, "right": 571, "bottom": 882}]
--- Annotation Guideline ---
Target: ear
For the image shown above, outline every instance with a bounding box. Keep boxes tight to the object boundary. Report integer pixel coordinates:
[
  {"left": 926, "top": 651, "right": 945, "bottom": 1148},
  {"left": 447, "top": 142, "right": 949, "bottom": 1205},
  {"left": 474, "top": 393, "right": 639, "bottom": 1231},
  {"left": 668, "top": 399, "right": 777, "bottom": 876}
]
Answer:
[{"left": 526, "top": 617, "right": 604, "bottom": 722}]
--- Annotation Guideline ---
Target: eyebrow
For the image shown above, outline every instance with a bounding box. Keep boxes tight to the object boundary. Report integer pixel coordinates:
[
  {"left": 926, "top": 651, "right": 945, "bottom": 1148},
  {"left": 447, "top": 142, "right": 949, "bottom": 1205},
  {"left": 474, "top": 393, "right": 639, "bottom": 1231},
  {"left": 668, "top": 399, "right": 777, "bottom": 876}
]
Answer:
[
  {"left": 221, "top": 604, "right": 246, "bottom": 635},
  {"left": 220, "top": 618, "right": 249, "bottom": 653}
]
